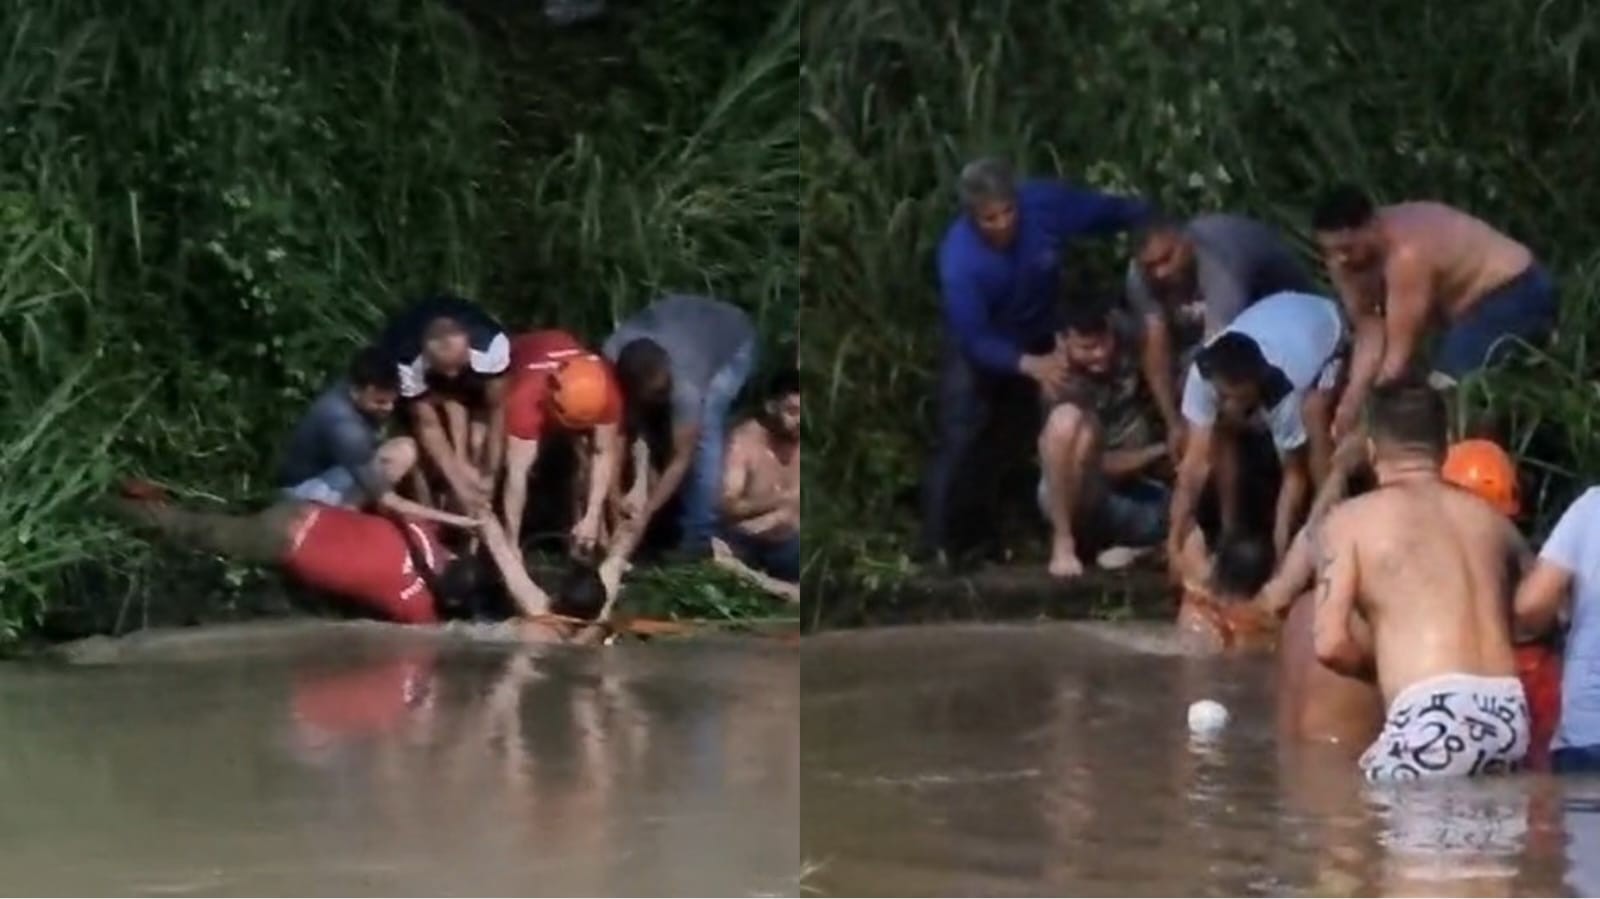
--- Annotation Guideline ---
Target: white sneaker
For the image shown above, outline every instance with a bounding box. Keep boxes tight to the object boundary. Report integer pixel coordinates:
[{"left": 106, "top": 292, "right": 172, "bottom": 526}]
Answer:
[{"left": 1096, "top": 546, "right": 1150, "bottom": 570}]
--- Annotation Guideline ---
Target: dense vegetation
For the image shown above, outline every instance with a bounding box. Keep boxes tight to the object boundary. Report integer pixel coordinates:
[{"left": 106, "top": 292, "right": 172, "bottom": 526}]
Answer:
[
  {"left": 0, "top": 0, "right": 798, "bottom": 640},
  {"left": 802, "top": 0, "right": 1600, "bottom": 603}
]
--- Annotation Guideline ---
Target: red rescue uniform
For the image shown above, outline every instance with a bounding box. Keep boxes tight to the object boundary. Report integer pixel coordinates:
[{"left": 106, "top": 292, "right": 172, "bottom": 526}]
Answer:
[
  {"left": 504, "top": 330, "right": 624, "bottom": 441},
  {"left": 1516, "top": 643, "right": 1562, "bottom": 771},
  {"left": 279, "top": 504, "right": 450, "bottom": 624}
]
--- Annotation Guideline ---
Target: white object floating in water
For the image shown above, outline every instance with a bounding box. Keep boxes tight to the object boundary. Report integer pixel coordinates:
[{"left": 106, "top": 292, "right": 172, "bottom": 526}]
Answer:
[{"left": 1188, "top": 699, "right": 1230, "bottom": 737}]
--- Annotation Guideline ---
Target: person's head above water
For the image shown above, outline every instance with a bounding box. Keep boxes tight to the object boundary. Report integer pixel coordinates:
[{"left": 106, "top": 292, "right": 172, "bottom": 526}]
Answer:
[
  {"left": 1209, "top": 531, "right": 1276, "bottom": 600},
  {"left": 1312, "top": 184, "right": 1386, "bottom": 274},
  {"left": 1442, "top": 438, "right": 1520, "bottom": 518},
  {"left": 432, "top": 554, "right": 494, "bottom": 620},
  {"left": 957, "top": 157, "right": 1019, "bottom": 250},
  {"left": 1134, "top": 216, "right": 1197, "bottom": 301},
  {"left": 614, "top": 338, "right": 673, "bottom": 411},
  {"left": 347, "top": 345, "right": 401, "bottom": 422},
  {"left": 1194, "top": 332, "right": 1290, "bottom": 422},
  {"left": 1058, "top": 302, "right": 1121, "bottom": 377},
  {"left": 762, "top": 366, "right": 801, "bottom": 441},
  {"left": 1363, "top": 376, "right": 1448, "bottom": 471},
  {"left": 554, "top": 564, "right": 607, "bottom": 622}
]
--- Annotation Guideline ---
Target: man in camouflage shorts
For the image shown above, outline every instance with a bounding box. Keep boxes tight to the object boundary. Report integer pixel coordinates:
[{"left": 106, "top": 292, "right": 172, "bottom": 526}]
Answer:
[{"left": 1036, "top": 302, "right": 1169, "bottom": 579}]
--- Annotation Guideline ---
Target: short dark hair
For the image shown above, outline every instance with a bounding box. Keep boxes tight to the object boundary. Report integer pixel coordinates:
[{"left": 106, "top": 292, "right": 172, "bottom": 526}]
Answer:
[
  {"left": 1133, "top": 214, "right": 1184, "bottom": 251},
  {"left": 1194, "top": 332, "right": 1271, "bottom": 385},
  {"left": 1365, "top": 376, "right": 1447, "bottom": 457},
  {"left": 349, "top": 345, "right": 400, "bottom": 392},
  {"left": 1311, "top": 185, "right": 1377, "bottom": 232},
  {"left": 1061, "top": 301, "right": 1115, "bottom": 337},
  {"left": 554, "top": 564, "right": 607, "bottom": 621},
  {"left": 1210, "top": 531, "right": 1276, "bottom": 598},
  {"left": 766, "top": 365, "right": 800, "bottom": 400},
  {"left": 614, "top": 338, "right": 672, "bottom": 400},
  {"left": 433, "top": 555, "right": 492, "bottom": 619}
]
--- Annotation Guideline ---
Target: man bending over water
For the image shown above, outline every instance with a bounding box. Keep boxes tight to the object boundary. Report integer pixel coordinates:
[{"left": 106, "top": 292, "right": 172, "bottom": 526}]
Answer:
[
  {"left": 1313, "top": 187, "right": 1557, "bottom": 437},
  {"left": 113, "top": 482, "right": 606, "bottom": 643},
  {"left": 1312, "top": 379, "right": 1530, "bottom": 780}
]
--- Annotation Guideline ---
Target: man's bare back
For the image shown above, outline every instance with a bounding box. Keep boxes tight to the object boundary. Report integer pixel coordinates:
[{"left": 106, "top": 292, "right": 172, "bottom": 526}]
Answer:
[
  {"left": 1345, "top": 203, "right": 1532, "bottom": 322},
  {"left": 725, "top": 419, "right": 799, "bottom": 538},
  {"left": 1320, "top": 480, "right": 1520, "bottom": 703}
]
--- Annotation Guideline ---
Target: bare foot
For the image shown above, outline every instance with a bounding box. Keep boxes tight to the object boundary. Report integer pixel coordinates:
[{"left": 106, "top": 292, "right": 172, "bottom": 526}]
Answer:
[{"left": 1048, "top": 539, "right": 1084, "bottom": 579}]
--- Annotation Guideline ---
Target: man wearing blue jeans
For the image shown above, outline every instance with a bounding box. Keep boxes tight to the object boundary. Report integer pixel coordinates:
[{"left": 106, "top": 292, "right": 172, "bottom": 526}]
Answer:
[
  {"left": 604, "top": 294, "right": 758, "bottom": 559},
  {"left": 719, "top": 367, "right": 800, "bottom": 583},
  {"left": 921, "top": 157, "right": 1152, "bottom": 565}
]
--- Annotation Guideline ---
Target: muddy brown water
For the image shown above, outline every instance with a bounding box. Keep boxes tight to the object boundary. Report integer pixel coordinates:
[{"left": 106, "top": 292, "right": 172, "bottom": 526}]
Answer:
[
  {"left": 801, "top": 622, "right": 1600, "bottom": 897},
  {"left": 0, "top": 621, "right": 798, "bottom": 897}
]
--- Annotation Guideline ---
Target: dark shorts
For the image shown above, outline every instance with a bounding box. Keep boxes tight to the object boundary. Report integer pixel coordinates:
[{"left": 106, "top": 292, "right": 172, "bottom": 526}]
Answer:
[
  {"left": 1554, "top": 745, "right": 1600, "bottom": 775},
  {"left": 1436, "top": 264, "right": 1557, "bottom": 378},
  {"left": 721, "top": 528, "right": 799, "bottom": 583},
  {"left": 1036, "top": 476, "right": 1169, "bottom": 549}
]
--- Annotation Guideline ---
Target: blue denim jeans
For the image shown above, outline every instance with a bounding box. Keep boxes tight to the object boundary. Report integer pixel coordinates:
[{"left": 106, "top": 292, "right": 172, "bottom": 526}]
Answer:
[
  {"left": 680, "top": 339, "right": 758, "bottom": 552},
  {"left": 722, "top": 528, "right": 800, "bottom": 582}
]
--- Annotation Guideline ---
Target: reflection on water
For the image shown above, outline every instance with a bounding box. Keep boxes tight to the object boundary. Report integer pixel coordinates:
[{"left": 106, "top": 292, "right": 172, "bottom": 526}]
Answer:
[
  {"left": 0, "top": 622, "right": 798, "bottom": 897},
  {"left": 801, "top": 623, "right": 1591, "bottom": 897}
]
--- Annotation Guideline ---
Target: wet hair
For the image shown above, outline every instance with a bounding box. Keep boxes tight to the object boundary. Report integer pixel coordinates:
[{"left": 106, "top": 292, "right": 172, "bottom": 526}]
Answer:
[
  {"left": 956, "top": 157, "right": 1017, "bottom": 211},
  {"left": 1060, "top": 301, "right": 1115, "bottom": 338},
  {"left": 1365, "top": 376, "right": 1448, "bottom": 458},
  {"left": 554, "top": 564, "right": 607, "bottom": 621},
  {"left": 348, "top": 345, "right": 400, "bottom": 392},
  {"left": 766, "top": 365, "right": 800, "bottom": 400},
  {"left": 1210, "top": 532, "right": 1276, "bottom": 598},
  {"left": 1311, "top": 184, "right": 1378, "bottom": 232},
  {"left": 614, "top": 338, "right": 672, "bottom": 403},
  {"left": 432, "top": 554, "right": 493, "bottom": 620}
]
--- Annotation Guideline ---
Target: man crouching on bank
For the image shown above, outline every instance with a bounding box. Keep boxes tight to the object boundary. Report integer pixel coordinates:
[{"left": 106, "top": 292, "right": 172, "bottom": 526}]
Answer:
[{"left": 1312, "top": 377, "right": 1530, "bottom": 781}]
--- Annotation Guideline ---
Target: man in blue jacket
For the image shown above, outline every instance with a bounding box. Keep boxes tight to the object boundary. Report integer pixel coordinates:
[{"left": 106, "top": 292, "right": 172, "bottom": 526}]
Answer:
[{"left": 919, "top": 157, "right": 1152, "bottom": 565}]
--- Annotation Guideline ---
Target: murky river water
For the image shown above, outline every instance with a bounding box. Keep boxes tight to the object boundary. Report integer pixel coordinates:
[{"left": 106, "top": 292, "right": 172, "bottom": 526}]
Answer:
[
  {"left": 0, "top": 622, "right": 798, "bottom": 897},
  {"left": 802, "top": 622, "right": 1600, "bottom": 897}
]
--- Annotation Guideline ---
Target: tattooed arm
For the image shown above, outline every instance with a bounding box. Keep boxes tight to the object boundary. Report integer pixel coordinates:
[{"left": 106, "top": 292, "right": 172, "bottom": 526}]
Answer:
[{"left": 1311, "top": 510, "right": 1371, "bottom": 677}]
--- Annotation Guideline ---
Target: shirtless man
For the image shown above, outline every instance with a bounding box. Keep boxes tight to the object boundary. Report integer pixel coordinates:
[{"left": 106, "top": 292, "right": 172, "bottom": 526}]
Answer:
[
  {"left": 719, "top": 367, "right": 800, "bottom": 586},
  {"left": 1312, "top": 187, "right": 1557, "bottom": 437},
  {"left": 1311, "top": 378, "right": 1530, "bottom": 780}
]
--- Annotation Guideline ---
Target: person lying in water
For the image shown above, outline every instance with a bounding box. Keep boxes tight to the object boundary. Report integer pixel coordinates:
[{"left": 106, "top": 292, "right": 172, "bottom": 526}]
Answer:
[
  {"left": 112, "top": 481, "right": 607, "bottom": 644},
  {"left": 1172, "top": 529, "right": 1279, "bottom": 652},
  {"left": 1311, "top": 379, "right": 1531, "bottom": 780}
]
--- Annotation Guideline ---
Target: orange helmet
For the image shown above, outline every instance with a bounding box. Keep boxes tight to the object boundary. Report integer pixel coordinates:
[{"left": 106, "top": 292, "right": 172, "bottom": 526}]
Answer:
[
  {"left": 1442, "top": 439, "right": 1520, "bottom": 517},
  {"left": 547, "top": 356, "right": 613, "bottom": 429}
]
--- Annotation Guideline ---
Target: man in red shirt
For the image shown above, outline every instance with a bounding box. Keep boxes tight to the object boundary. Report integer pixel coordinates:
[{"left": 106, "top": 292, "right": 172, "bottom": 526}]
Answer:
[
  {"left": 113, "top": 480, "right": 606, "bottom": 633},
  {"left": 501, "top": 330, "right": 628, "bottom": 554}
]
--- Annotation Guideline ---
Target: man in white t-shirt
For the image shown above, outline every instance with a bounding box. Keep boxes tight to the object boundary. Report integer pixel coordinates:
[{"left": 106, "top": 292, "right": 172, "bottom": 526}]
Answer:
[{"left": 1165, "top": 291, "right": 1347, "bottom": 570}]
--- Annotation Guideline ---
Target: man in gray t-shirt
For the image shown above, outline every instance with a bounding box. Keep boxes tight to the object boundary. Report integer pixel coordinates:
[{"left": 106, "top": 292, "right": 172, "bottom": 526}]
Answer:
[
  {"left": 602, "top": 294, "right": 758, "bottom": 557},
  {"left": 1126, "top": 213, "right": 1315, "bottom": 461},
  {"left": 276, "top": 346, "right": 476, "bottom": 529}
]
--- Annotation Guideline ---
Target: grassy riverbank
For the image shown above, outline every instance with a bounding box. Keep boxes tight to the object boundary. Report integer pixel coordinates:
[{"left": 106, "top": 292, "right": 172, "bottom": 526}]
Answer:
[
  {"left": 0, "top": 0, "right": 798, "bottom": 642},
  {"left": 802, "top": 0, "right": 1600, "bottom": 615}
]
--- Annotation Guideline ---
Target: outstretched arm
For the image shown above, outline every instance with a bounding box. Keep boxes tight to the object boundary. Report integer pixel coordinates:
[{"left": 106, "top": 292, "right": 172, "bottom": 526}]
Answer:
[
  {"left": 1376, "top": 254, "right": 1431, "bottom": 384},
  {"left": 475, "top": 514, "right": 551, "bottom": 618}
]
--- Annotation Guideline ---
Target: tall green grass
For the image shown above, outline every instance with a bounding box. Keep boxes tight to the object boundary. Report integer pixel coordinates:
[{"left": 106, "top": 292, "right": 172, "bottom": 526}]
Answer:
[
  {"left": 803, "top": 0, "right": 1600, "bottom": 590},
  {"left": 0, "top": 0, "right": 798, "bottom": 638}
]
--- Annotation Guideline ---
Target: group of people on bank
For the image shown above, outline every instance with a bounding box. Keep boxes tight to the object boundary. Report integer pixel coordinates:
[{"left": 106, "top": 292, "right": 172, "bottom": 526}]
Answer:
[
  {"left": 117, "top": 293, "right": 800, "bottom": 642},
  {"left": 924, "top": 156, "right": 1599, "bottom": 781}
]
